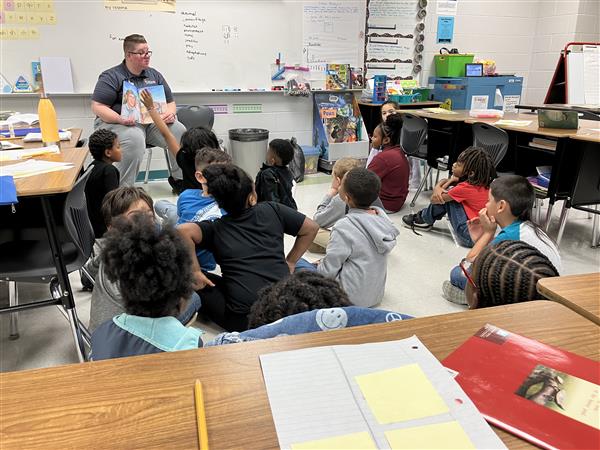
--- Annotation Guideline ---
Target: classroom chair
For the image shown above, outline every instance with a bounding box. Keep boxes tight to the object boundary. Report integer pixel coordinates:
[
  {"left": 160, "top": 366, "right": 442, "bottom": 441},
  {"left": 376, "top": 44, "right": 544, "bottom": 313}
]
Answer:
[
  {"left": 471, "top": 122, "right": 509, "bottom": 166},
  {"left": 0, "top": 168, "right": 95, "bottom": 361},
  {"left": 400, "top": 114, "right": 432, "bottom": 208}
]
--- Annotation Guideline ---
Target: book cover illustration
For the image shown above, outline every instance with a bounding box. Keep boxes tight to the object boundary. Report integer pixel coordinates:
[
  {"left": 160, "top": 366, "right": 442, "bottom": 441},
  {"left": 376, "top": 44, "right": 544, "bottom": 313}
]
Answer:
[
  {"left": 121, "top": 81, "right": 166, "bottom": 125},
  {"left": 442, "top": 324, "right": 600, "bottom": 450},
  {"left": 317, "top": 93, "right": 358, "bottom": 144},
  {"left": 516, "top": 364, "right": 599, "bottom": 431},
  {"left": 325, "top": 64, "right": 350, "bottom": 90}
]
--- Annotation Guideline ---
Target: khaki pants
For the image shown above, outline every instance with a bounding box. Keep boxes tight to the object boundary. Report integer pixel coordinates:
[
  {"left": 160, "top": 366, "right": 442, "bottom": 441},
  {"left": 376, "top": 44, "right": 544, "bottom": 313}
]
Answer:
[{"left": 308, "top": 228, "right": 331, "bottom": 254}]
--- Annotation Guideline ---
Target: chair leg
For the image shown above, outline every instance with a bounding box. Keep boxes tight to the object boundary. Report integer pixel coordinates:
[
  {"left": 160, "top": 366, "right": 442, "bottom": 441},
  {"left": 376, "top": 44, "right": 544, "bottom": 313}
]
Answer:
[
  {"left": 144, "top": 147, "right": 152, "bottom": 184},
  {"left": 592, "top": 205, "right": 599, "bottom": 247},
  {"left": 66, "top": 307, "right": 88, "bottom": 362},
  {"left": 410, "top": 167, "right": 432, "bottom": 208},
  {"left": 534, "top": 198, "right": 542, "bottom": 224},
  {"left": 8, "top": 281, "right": 19, "bottom": 340},
  {"left": 556, "top": 202, "right": 570, "bottom": 247},
  {"left": 163, "top": 148, "right": 173, "bottom": 177},
  {"left": 428, "top": 169, "right": 433, "bottom": 190},
  {"left": 544, "top": 202, "right": 554, "bottom": 231}
]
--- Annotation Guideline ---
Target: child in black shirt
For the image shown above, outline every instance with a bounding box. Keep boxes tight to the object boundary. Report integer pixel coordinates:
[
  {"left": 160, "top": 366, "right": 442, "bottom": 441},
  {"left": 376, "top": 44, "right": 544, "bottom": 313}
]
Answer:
[
  {"left": 85, "top": 128, "right": 122, "bottom": 238},
  {"left": 255, "top": 138, "right": 297, "bottom": 209}
]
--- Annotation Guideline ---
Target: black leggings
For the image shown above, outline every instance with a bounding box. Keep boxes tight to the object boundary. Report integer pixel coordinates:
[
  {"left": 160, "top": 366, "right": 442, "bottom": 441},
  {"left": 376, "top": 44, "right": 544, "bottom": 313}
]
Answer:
[{"left": 197, "top": 273, "right": 249, "bottom": 332}]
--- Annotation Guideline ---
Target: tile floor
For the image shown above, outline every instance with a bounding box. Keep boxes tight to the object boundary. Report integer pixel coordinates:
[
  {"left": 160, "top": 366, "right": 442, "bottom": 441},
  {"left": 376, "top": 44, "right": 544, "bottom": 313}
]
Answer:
[{"left": 1, "top": 173, "right": 599, "bottom": 372}]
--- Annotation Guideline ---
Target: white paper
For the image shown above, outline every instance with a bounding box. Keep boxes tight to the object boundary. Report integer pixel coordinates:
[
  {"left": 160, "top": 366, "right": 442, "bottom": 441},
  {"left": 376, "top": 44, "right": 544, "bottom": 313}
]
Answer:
[
  {"left": 23, "top": 131, "right": 72, "bottom": 142},
  {"left": 502, "top": 95, "right": 521, "bottom": 113},
  {"left": 471, "top": 95, "right": 489, "bottom": 110},
  {"left": 0, "top": 141, "right": 24, "bottom": 150},
  {"left": 494, "top": 88, "right": 503, "bottom": 107},
  {"left": 0, "top": 159, "right": 73, "bottom": 178},
  {"left": 367, "top": 36, "right": 413, "bottom": 61},
  {"left": 0, "top": 145, "right": 59, "bottom": 162},
  {"left": 0, "top": 113, "right": 39, "bottom": 127},
  {"left": 303, "top": 1, "right": 363, "bottom": 66},
  {"left": 368, "top": 0, "right": 419, "bottom": 33},
  {"left": 40, "top": 57, "right": 75, "bottom": 94},
  {"left": 260, "top": 336, "right": 506, "bottom": 450},
  {"left": 583, "top": 45, "right": 600, "bottom": 105},
  {"left": 366, "top": 62, "right": 413, "bottom": 79},
  {"left": 437, "top": 0, "right": 458, "bottom": 15}
]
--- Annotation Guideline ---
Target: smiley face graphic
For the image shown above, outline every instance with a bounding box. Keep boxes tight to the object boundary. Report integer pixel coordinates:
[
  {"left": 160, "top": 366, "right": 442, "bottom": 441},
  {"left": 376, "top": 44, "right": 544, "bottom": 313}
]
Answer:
[{"left": 316, "top": 308, "right": 348, "bottom": 330}]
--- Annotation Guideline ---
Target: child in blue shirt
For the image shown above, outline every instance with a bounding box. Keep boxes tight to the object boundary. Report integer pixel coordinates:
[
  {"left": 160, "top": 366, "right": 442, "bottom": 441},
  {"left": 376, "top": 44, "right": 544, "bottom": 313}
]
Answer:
[{"left": 91, "top": 214, "right": 203, "bottom": 360}]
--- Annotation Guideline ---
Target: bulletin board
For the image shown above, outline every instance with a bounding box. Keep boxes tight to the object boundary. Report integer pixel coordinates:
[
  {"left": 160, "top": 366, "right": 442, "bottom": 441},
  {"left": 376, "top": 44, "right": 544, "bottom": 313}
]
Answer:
[{"left": 0, "top": 0, "right": 367, "bottom": 93}]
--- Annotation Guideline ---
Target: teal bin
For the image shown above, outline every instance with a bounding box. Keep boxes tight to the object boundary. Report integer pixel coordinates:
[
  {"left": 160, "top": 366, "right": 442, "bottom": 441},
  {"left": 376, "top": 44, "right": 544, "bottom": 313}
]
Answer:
[{"left": 301, "top": 145, "right": 320, "bottom": 174}]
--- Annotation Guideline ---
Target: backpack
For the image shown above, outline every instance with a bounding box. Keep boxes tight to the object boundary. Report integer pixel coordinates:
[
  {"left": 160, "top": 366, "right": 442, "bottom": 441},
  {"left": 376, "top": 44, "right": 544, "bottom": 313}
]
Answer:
[{"left": 288, "top": 137, "right": 306, "bottom": 182}]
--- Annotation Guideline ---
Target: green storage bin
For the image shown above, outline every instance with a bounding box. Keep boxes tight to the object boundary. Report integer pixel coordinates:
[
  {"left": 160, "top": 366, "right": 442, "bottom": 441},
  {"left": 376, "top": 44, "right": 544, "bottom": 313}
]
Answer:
[
  {"left": 434, "top": 54, "right": 474, "bottom": 77},
  {"left": 412, "top": 88, "right": 431, "bottom": 101}
]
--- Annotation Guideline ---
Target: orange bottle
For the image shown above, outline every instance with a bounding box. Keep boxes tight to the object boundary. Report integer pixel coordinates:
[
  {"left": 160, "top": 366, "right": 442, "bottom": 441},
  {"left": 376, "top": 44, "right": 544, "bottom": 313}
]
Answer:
[{"left": 38, "top": 93, "right": 60, "bottom": 146}]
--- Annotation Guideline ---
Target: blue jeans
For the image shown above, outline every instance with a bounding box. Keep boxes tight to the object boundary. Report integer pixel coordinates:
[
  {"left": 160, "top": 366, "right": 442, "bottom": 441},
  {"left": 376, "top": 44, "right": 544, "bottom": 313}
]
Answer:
[
  {"left": 450, "top": 265, "right": 467, "bottom": 290},
  {"left": 295, "top": 257, "right": 318, "bottom": 272},
  {"left": 177, "top": 292, "right": 202, "bottom": 324},
  {"left": 421, "top": 201, "right": 474, "bottom": 247}
]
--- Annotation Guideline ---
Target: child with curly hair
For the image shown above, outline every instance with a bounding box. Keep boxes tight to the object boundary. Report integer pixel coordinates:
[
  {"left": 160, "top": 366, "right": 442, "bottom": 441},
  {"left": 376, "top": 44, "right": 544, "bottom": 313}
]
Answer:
[
  {"left": 91, "top": 214, "right": 204, "bottom": 360},
  {"left": 402, "top": 146, "right": 496, "bottom": 247},
  {"left": 178, "top": 163, "right": 319, "bottom": 332}
]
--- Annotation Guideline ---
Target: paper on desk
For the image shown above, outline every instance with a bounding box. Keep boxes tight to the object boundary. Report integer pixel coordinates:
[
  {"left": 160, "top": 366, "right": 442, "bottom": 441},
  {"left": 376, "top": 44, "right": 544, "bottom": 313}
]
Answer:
[
  {"left": 23, "top": 131, "right": 72, "bottom": 142},
  {"left": 0, "top": 145, "right": 60, "bottom": 162},
  {"left": 0, "top": 113, "right": 39, "bottom": 127},
  {"left": 260, "top": 336, "right": 506, "bottom": 450},
  {"left": 0, "top": 141, "right": 24, "bottom": 150},
  {"left": 494, "top": 120, "right": 532, "bottom": 127},
  {"left": 291, "top": 431, "right": 377, "bottom": 449},
  {"left": 355, "top": 364, "right": 449, "bottom": 424},
  {"left": 423, "top": 107, "right": 458, "bottom": 114},
  {"left": 0, "top": 159, "right": 73, "bottom": 178},
  {"left": 385, "top": 421, "right": 475, "bottom": 449}
]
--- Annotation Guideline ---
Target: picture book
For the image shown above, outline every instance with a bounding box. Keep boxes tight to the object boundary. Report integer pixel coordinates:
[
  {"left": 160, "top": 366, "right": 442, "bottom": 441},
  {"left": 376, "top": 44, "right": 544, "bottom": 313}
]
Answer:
[
  {"left": 326, "top": 64, "right": 350, "bottom": 90},
  {"left": 443, "top": 324, "right": 600, "bottom": 450},
  {"left": 120, "top": 81, "right": 167, "bottom": 125},
  {"left": 315, "top": 92, "right": 358, "bottom": 144}
]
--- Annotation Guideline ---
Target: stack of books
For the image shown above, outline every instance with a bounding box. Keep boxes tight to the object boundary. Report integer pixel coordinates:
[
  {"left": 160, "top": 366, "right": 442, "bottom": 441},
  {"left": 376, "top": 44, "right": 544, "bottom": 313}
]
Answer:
[{"left": 528, "top": 137, "right": 557, "bottom": 151}]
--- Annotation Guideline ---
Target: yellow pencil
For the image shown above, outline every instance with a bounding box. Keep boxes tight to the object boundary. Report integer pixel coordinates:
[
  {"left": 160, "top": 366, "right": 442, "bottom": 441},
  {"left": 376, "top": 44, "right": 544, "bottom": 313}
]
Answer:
[{"left": 194, "top": 379, "right": 209, "bottom": 450}]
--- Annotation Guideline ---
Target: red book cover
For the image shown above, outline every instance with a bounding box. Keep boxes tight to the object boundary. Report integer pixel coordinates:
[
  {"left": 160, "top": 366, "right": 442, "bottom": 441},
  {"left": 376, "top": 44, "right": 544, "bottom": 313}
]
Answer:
[{"left": 443, "top": 324, "right": 600, "bottom": 450}]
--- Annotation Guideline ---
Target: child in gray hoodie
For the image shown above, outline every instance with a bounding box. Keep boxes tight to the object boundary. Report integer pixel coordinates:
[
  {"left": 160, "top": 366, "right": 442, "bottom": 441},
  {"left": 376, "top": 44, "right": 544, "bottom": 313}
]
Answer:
[{"left": 317, "top": 168, "right": 399, "bottom": 307}]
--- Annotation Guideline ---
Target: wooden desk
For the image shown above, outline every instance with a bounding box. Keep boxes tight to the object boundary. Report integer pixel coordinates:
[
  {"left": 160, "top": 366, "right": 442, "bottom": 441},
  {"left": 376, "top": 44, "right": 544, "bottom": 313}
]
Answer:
[
  {"left": 537, "top": 273, "right": 600, "bottom": 325},
  {"left": 1, "top": 301, "right": 597, "bottom": 449},
  {"left": 1, "top": 128, "right": 82, "bottom": 150},
  {"left": 357, "top": 101, "right": 442, "bottom": 135}
]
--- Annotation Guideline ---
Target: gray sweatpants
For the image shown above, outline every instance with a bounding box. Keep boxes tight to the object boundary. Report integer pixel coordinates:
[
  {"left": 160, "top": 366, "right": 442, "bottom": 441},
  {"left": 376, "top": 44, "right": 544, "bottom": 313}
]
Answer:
[{"left": 94, "top": 118, "right": 186, "bottom": 186}]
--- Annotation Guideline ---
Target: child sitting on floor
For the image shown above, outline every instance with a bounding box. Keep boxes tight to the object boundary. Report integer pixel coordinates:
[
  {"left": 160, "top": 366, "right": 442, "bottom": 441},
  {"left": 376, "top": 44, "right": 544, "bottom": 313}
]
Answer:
[
  {"left": 140, "top": 90, "right": 220, "bottom": 193},
  {"left": 317, "top": 168, "right": 399, "bottom": 307},
  {"left": 85, "top": 187, "right": 201, "bottom": 332},
  {"left": 255, "top": 138, "right": 297, "bottom": 209},
  {"left": 85, "top": 128, "right": 122, "bottom": 238},
  {"left": 91, "top": 214, "right": 204, "bottom": 360},
  {"left": 465, "top": 240, "right": 559, "bottom": 309},
  {"left": 367, "top": 114, "right": 409, "bottom": 213},
  {"left": 402, "top": 146, "right": 496, "bottom": 247},
  {"left": 178, "top": 163, "right": 318, "bottom": 332},
  {"left": 207, "top": 272, "right": 411, "bottom": 345},
  {"left": 443, "top": 175, "right": 561, "bottom": 304}
]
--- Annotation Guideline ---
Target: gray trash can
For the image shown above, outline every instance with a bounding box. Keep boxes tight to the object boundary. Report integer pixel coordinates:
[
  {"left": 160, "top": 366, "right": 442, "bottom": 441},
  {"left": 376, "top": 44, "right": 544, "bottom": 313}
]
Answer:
[{"left": 228, "top": 128, "right": 269, "bottom": 177}]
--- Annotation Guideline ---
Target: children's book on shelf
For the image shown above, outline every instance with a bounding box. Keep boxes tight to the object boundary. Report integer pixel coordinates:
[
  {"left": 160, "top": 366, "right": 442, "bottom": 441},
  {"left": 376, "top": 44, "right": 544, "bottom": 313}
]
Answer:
[
  {"left": 120, "top": 81, "right": 167, "bottom": 124},
  {"left": 443, "top": 324, "right": 600, "bottom": 450},
  {"left": 316, "top": 92, "right": 359, "bottom": 145},
  {"left": 325, "top": 64, "right": 350, "bottom": 90}
]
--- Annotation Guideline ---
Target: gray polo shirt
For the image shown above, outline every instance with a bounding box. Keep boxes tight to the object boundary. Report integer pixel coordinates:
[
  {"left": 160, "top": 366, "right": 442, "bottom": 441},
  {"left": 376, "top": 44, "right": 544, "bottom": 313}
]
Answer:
[{"left": 92, "top": 60, "right": 174, "bottom": 114}]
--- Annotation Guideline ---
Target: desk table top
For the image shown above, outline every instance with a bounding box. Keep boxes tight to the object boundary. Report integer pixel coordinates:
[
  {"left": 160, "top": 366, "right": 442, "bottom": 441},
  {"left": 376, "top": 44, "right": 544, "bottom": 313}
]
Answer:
[
  {"left": 0, "top": 128, "right": 82, "bottom": 150},
  {"left": 537, "top": 273, "right": 600, "bottom": 325},
  {"left": 0, "top": 301, "right": 597, "bottom": 449}
]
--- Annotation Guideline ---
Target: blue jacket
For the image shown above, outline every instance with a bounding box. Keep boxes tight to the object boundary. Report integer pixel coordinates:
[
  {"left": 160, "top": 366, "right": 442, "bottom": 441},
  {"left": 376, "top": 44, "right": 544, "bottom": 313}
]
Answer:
[
  {"left": 207, "top": 307, "right": 411, "bottom": 345},
  {"left": 91, "top": 314, "right": 203, "bottom": 360}
]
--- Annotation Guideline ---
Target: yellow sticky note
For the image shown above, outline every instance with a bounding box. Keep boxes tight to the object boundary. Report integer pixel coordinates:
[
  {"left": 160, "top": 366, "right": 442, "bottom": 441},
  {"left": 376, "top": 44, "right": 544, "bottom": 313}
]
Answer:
[
  {"left": 355, "top": 364, "right": 449, "bottom": 424},
  {"left": 46, "top": 12, "right": 55, "bottom": 24},
  {"left": 28, "top": 26, "right": 39, "bottom": 38},
  {"left": 385, "top": 421, "right": 475, "bottom": 449},
  {"left": 291, "top": 431, "right": 377, "bottom": 450},
  {"left": 5, "top": 11, "right": 16, "bottom": 23},
  {"left": 16, "top": 12, "right": 26, "bottom": 23},
  {"left": 17, "top": 26, "right": 28, "bottom": 38}
]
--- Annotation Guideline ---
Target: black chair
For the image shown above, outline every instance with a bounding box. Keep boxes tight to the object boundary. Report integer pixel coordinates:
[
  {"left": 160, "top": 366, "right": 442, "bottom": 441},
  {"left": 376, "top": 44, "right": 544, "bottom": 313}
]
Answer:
[
  {"left": 0, "top": 168, "right": 95, "bottom": 361},
  {"left": 471, "top": 122, "right": 509, "bottom": 166},
  {"left": 143, "top": 105, "right": 216, "bottom": 184},
  {"left": 402, "top": 114, "right": 432, "bottom": 208}
]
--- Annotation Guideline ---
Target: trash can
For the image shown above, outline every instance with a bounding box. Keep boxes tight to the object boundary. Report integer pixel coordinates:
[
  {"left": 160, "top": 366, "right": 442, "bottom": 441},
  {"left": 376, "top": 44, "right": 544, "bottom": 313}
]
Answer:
[{"left": 228, "top": 128, "right": 269, "bottom": 177}]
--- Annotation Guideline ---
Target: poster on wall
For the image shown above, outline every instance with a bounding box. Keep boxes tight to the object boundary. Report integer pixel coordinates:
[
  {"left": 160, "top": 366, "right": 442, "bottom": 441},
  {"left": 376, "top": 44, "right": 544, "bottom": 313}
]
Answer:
[
  {"left": 436, "top": 16, "right": 454, "bottom": 44},
  {"left": 437, "top": 0, "right": 458, "bottom": 15}
]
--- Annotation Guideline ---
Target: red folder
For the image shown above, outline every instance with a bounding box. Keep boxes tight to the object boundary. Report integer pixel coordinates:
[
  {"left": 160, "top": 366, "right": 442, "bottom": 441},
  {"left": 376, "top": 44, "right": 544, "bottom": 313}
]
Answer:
[{"left": 443, "top": 324, "right": 599, "bottom": 450}]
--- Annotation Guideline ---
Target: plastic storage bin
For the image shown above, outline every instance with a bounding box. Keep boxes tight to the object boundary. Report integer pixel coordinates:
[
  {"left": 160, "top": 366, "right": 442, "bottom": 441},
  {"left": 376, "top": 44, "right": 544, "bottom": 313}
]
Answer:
[
  {"left": 228, "top": 128, "right": 269, "bottom": 177},
  {"left": 434, "top": 54, "right": 474, "bottom": 77},
  {"left": 430, "top": 76, "right": 523, "bottom": 110},
  {"left": 300, "top": 145, "right": 320, "bottom": 174}
]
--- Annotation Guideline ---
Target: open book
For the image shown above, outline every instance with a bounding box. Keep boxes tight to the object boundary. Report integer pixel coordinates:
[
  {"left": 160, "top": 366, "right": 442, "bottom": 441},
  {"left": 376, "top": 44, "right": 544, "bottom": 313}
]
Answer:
[{"left": 120, "top": 81, "right": 167, "bottom": 124}]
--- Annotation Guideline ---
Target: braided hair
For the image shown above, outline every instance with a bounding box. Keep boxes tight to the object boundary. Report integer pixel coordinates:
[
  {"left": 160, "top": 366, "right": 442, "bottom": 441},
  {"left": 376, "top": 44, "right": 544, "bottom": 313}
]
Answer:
[
  {"left": 248, "top": 271, "right": 352, "bottom": 328},
  {"left": 381, "top": 113, "right": 403, "bottom": 147},
  {"left": 456, "top": 146, "right": 496, "bottom": 188},
  {"left": 473, "top": 240, "right": 559, "bottom": 308}
]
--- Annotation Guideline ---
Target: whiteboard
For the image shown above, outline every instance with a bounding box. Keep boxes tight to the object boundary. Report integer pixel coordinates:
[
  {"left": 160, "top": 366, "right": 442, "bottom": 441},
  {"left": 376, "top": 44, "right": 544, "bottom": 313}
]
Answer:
[
  {"left": 1, "top": 0, "right": 366, "bottom": 93},
  {"left": 566, "top": 44, "right": 600, "bottom": 105}
]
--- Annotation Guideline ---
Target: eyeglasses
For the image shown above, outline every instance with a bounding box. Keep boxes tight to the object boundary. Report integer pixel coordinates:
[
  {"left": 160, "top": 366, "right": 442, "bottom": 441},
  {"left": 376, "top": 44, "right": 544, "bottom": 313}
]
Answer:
[
  {"left": 459, "top": 258, "right": 477, "bottom": 289},
  {"left": 128, "top": 50, "right": 152, "bottom": 57}
]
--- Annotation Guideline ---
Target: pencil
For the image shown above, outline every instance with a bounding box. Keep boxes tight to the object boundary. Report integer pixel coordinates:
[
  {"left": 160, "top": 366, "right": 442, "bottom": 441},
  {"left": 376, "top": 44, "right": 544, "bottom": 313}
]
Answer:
[{"left": 194, "top": 379, "right": 209, "bottom": 450}]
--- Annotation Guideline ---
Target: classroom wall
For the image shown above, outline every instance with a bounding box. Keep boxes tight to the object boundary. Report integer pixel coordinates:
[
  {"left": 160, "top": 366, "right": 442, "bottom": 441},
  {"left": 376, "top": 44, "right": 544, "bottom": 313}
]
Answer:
[{"left": 527, "top": 0, "right": 600, "bottom": 104}]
